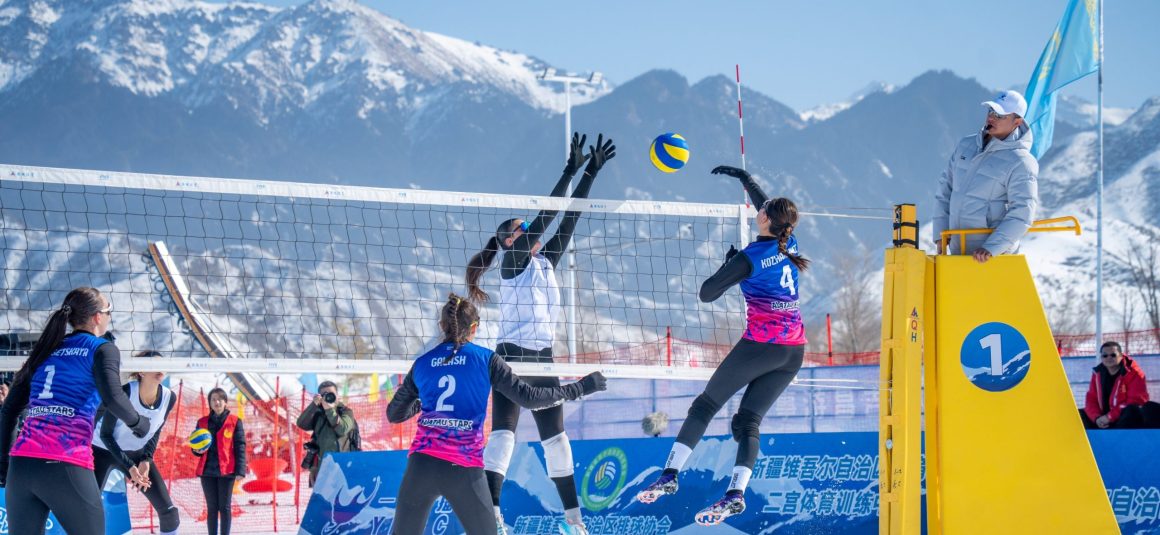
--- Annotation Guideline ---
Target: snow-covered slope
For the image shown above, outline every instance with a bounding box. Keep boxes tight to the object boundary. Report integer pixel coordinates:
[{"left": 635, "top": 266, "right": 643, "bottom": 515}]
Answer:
[{"left": 0, "top": 0, "right": 609, "bottom": 120}]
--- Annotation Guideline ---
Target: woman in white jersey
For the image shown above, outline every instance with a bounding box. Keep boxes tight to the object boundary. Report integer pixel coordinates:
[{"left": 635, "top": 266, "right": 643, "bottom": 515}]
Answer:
[
  {"left": 92, "top": 350, "right": 181, "bottom": 534},
  {"left": 464, "top": 133, "right": 615, "bottom": 535}
]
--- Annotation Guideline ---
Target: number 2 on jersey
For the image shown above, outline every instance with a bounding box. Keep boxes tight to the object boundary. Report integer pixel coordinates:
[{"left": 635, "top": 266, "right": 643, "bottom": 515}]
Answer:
[
  {"left": 435, "top": 374, "right": 456, "bottom": 411},
  {"left": 780, "top": 265, "right": 796, "bottom": 296}
]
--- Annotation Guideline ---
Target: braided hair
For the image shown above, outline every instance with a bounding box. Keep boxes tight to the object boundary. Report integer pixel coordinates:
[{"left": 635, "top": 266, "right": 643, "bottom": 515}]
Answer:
[
  {"left": 764, "top": 198, "right": 810, "bottom": 271},
  {"left": 440, "top": 293, "right": 480, "bottom": 350}
]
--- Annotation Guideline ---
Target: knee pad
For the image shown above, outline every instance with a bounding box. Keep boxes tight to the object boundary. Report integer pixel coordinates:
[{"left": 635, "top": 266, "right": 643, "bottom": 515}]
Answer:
[
  {"left": 687, "top": 393, "right": 723, "bottom": 422},
  {"left": 541, "top": 432, "right": 574, "bottom": 478},
  {"left": 483, "top": 430, "right": 516, "bottom": 476},
  {"left": 730, "top": 409, "right": 762, "bottom": 442},
  {"left": 159, "top": 505, "right": 181, "bottom": 533}
]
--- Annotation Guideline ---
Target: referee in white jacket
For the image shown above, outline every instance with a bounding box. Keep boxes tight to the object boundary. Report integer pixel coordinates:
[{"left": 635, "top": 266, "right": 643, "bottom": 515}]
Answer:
[{"left": 933, "top": 89, "right": 1039, "bottom": 263}]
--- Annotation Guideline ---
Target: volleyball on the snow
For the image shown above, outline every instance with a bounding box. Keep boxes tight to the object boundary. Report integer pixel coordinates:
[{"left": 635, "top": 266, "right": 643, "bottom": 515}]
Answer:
[
  {"left": 649, "top": 133, "right": 689, "bottom": 173},
  {"left": 189, "top": 428, "right": 213, "bottom": 451}
]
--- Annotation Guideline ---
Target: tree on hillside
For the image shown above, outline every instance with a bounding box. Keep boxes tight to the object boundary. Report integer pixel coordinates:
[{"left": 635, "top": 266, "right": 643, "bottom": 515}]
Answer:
[
  {"left": 832, "top": 253, "right": 881, "bottom": 354},
  {"left": 1122, "top": 229, "right": 1160, "bottom": 347}
]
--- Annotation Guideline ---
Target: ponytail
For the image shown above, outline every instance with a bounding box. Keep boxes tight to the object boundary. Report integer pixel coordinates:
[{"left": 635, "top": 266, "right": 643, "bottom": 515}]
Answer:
[
  {"left": 16, "top": 287, "right": 105, "bottom": 386},
  {"left": 440, "top": 293, "right": 480, "bottom": 350},
  {"left": 777, "top": 228, "right": 810, "bottom": 271},
  {"left": 466, "top": 236, "right": 500, "bottom": 302},
  {"left": 764, "top": 198, "right": 810, "bottom": 272}
]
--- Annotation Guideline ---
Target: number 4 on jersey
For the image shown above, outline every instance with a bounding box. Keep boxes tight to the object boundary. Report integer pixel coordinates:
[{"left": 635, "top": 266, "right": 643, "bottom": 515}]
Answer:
[{"left": 780, "top": 265, "right": 796, "bottom": 296}]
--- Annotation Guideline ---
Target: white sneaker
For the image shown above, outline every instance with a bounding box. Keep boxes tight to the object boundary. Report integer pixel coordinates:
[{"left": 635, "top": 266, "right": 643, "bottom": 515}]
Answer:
[{"left": 557, "top": 518, "right": 589, "bottom": 535}]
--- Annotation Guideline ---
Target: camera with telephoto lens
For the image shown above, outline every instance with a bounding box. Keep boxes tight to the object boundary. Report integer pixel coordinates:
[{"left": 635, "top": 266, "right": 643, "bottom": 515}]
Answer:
[
  {"left": 302, "top": 441, "right": 320, "bottom": 469},
  {"left": 322, "top": 391, "right": 337, "bottom": 404}
]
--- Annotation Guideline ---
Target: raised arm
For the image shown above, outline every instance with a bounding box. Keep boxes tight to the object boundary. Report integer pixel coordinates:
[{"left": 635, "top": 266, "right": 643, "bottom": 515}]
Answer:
[
  {"left": 488, "top": 354, "right": 606, "bottom": 409},
  {"left": 505, "top": 133, "right": 591, "bottom": 273},
  {"left": 711, "top": 165, "right": 768, "bottom": 210},
  {"left": 542, "top": 135, "right": 616, "bottom": 267}
]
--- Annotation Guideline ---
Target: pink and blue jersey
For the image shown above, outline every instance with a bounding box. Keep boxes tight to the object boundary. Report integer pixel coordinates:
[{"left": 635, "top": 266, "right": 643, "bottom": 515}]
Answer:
[
  {"left": 10, "top": 332, "right": 105, "bottom": 469},
  {"left": 407, "top": 342, "right": 493, "bottom": 468},
  {"left": 739, "top": 237, "right": 807, "bottom": 345}
]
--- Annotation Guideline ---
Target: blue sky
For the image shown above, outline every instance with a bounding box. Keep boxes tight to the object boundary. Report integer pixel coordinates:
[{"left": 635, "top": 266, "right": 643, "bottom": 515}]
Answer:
[{"left": 228, "top": 0, "right": 1158, "bottom": 111}]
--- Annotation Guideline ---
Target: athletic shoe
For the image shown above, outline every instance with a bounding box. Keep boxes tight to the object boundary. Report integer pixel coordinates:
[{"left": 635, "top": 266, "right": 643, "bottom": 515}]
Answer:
[
  {"left": 635, "top": 472, "right": 678, "bottom": 504},
  {"left": 694, "top": 492, "right": 746, "bottom": 526},
  {"left": 557, "top": 519, "right": 589, "bottom": 535}
]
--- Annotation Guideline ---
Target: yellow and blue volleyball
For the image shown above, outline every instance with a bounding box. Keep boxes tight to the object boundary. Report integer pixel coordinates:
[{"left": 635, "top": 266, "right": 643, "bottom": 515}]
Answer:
[
  {"left": 188, "top": 428, "right": 213, "bottom": 451},
  {"left": 649, "top": 133, "right": 689, "bottom": 173}
]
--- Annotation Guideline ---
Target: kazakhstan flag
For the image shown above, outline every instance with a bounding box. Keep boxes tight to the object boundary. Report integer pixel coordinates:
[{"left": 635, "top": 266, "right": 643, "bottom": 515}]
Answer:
[{"left": 1025, "top": 0, "right": 1100, "bottom": 158}]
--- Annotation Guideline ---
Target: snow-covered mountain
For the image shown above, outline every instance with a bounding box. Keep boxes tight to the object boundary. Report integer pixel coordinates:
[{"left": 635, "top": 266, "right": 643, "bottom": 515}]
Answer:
[
  {"left": 799, "top": 81, "right": 895, "bottom": 122},
  {"left": 0, "top": 0, "right": 1156, "bottom": 348},
  {"left": 0, "top": 0, "right": 607, "bottom": 119}
]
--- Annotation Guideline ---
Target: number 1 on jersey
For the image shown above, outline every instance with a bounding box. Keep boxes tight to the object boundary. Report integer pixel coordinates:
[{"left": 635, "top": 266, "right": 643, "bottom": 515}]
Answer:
[{"left": 37, "top": 364, "right": 56, "bottom": 399}]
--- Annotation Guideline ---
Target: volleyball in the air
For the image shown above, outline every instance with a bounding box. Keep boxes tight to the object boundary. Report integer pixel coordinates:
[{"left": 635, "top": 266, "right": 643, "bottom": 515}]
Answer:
[
  {"left": 189, "top": 428, "right": 212, "bottom": 451},
  {"left": 649, "top": 133, "right": 689, "bottom": 173}
]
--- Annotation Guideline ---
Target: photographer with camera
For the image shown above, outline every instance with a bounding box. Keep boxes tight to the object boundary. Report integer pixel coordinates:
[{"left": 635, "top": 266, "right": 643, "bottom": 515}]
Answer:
[{"left": 295, "top": 380, "right": 356, "bottom": 486}]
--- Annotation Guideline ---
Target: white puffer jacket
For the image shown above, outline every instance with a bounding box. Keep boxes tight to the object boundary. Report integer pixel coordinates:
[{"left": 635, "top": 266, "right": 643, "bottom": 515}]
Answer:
[{"left": 932, "top": 124, "right": 1039, "bottom": 255}]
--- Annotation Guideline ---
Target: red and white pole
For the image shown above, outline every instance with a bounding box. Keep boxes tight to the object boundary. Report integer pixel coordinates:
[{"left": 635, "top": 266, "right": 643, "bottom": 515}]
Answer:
[{"left": 735, "top": 64, "right": 749, "bottom": 207}]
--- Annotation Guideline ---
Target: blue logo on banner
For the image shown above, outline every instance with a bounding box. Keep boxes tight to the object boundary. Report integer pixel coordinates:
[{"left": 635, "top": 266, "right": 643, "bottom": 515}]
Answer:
[{"left": 960, "top": 322, "right": 1031, "bottom": 392}]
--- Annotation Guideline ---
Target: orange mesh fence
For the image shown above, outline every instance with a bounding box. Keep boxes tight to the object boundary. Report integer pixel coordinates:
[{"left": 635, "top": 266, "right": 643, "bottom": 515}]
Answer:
[
  {"left": 136, "top": 329, "right": 1157, "bottom": 532},
  {"left": 141, "top": 383, "right": 466, "bottom": 533}
]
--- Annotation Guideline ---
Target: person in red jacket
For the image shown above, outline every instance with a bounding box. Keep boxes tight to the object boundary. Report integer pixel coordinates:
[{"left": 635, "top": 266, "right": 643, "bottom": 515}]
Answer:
[
  {"left": 192, "top": 387, "right": 247, "bottom": 535},
  {"left": 1081, "top": 341, "right": 1160, "bottom": 429}
]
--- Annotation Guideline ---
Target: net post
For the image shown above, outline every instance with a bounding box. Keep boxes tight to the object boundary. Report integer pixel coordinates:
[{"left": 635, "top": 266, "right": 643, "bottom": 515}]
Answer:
[
  {"left": 826, "top": 313, "right": 834, "bottom": 366},
  {"left": 879, "top": 203, "right": 925, "bottom": 535},
  {"left": 272, "top": 376, "right": 280, "bottom": 532}
]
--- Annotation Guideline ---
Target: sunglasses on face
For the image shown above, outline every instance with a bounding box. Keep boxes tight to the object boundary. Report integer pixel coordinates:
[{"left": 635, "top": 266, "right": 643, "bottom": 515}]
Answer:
[
  {"left": 98, "top": 305, "right": 113, "bottom": 316},
  {"left": 1101, "top": 352, "right": 1119, "bottom": 358},
  {"left": 987, "top": 110, "right": 1014, "bottom": 120},
  {"left": 516, "top": 220, "right": 530, "bottom": 232}
]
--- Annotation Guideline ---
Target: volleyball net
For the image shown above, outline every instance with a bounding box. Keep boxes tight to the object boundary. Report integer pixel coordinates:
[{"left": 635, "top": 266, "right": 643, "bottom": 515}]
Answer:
[{"left": 0, "top": 164, "right": 759, "bottom": 378}]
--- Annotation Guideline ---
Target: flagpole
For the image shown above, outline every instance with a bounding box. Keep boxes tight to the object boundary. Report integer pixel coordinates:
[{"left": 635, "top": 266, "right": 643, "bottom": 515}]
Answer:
[{"left": 1095, "top": 0, "right": 1105, "bottom": 354}]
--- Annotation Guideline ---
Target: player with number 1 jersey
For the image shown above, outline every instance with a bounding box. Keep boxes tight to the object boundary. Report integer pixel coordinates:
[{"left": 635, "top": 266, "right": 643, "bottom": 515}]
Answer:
[{"left": 636, "top": 165, "right": 811, "bottom": 526}]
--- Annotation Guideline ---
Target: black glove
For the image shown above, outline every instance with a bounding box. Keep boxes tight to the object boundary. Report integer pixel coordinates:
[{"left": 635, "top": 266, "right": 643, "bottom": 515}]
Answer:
[
  {"left": 577, "top": 371, "right": 607, "bottom": 396},
  {"left": 711, "top": 165, "right": 751, "bottom": 182},
  {"left": 563, "top": 132, "right": 590, "bottom": 176},
  {"left": 0, "top": 460, "right": 7, "bottom": 488},
  {"left": 725, "top": 244, "right": 739, "bottom": 262},
  {"left": 584, "top": 134, "right": 616, "bottom": 175},
  {"left": 129, "top": 414, "right": 152, "bottom": 438}
]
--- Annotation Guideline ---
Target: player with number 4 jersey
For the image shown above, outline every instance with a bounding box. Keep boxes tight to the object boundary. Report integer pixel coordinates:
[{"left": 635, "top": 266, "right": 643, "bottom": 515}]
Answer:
[
  {"left": 636, "top": 165, "right": 810, "bottom": 526},
  {"left": 387, "top": 294, "right": 606, "bottom": 535}
]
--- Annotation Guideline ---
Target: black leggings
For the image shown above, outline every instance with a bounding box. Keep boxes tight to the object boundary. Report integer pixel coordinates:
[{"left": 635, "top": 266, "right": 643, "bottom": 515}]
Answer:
[
  {"left": 676, "top": 339, "right": 805, "bottom": 469},
  {"left": 200, "top": 476, "right": 236, "bottom": 535},
  {"left": 93, "top": 447, "right": 180, "bottom": 533},
  {"left": 5, "top": 456, "right": 104, "bottom": 535},
  {"left": 486, "top": 343, "right": 578, "bottom": 510},
  {"left": 391, "top": 453, "right": 496, "bottom": 535},
  {"left": 1080, "top": 401, "right": 1160, "bottom": 429}
]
